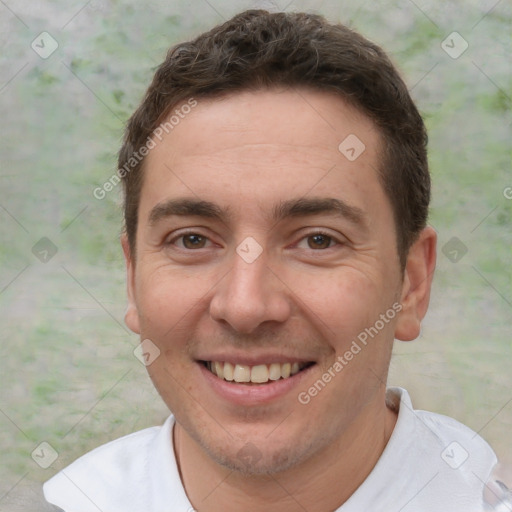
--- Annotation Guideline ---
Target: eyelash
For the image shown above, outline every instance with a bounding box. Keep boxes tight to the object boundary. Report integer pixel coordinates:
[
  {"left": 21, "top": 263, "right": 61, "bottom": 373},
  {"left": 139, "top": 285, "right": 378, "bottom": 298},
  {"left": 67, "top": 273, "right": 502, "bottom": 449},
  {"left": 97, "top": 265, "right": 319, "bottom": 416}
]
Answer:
[
  {"left": 168, "top": 230, "right": 214, "bottom": 249},
  {"left": 296, "top": 231, "right": 340, "bottom": 250},
  {"left": 167, "top": 229, "right": 342, "bottom": 251}
]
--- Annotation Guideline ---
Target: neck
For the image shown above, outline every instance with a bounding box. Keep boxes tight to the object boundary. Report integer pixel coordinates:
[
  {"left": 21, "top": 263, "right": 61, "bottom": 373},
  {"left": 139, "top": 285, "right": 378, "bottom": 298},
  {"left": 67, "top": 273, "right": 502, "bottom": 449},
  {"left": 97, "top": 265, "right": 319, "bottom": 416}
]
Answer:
[{"left": 174, "top": 392, "right": 397, "bottom": 512}]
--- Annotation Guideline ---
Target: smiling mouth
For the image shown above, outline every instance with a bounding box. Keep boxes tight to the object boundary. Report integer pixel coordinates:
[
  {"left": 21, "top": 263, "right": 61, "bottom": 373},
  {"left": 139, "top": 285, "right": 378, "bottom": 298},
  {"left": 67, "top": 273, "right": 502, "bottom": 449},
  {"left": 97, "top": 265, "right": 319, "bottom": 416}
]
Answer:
[{"left": 201, "top": 361, "right": 315, "bottom": 384}]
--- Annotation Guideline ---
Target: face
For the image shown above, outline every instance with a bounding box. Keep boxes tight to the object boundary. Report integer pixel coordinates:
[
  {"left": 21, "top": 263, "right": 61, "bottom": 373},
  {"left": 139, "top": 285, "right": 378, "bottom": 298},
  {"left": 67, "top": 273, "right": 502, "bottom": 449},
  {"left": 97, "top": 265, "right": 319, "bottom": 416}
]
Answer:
[{"left": 123, "top": 88, "right": 425, "bottom": 475}]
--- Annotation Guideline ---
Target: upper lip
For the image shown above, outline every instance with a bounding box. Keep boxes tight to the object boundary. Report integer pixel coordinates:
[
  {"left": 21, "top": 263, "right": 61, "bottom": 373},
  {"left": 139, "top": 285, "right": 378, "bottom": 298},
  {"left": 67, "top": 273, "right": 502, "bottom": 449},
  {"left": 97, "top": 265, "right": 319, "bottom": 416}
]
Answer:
[{"left": 196, "top": 352, "right": 316, "bottom": 366}]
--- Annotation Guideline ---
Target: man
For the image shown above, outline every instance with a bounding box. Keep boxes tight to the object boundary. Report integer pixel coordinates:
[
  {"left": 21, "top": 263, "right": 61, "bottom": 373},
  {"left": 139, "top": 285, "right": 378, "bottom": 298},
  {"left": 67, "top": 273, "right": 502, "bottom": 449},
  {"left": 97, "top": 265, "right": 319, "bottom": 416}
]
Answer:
[{"left": 43, "top": 9, "right": 504, "bottom": 512}]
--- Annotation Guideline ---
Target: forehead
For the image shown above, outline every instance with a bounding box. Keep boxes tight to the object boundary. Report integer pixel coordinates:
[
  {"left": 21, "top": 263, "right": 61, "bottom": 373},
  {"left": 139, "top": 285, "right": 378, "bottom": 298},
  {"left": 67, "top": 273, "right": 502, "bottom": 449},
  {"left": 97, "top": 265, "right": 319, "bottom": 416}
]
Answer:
[
  {"left": 140, "top": 88, "right": 389, "bottom": 225},
  {"left": 153, "top": 88, "right": 379, "bottom": 161}
]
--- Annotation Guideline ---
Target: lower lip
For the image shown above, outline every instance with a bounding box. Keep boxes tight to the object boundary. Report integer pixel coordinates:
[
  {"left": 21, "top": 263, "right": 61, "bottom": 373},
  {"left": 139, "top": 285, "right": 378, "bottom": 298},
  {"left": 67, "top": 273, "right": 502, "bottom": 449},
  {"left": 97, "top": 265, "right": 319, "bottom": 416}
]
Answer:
[{"left": 198, "top": 362, "right": 315, "bottom": 406}]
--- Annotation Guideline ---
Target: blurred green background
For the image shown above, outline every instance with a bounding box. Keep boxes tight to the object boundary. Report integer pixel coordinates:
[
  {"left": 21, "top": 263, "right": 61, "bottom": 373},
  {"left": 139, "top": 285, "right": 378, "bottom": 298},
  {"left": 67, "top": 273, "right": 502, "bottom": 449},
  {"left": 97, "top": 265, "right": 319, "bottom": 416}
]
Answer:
[{"left": 1, "top": 0, "right": 510, "bottom": 506}]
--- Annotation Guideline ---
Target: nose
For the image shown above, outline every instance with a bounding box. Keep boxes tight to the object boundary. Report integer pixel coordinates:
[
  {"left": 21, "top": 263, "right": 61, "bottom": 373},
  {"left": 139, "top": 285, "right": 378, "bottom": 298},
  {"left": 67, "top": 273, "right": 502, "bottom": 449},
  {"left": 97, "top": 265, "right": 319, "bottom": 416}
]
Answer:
[{"left": 209, "top": 248, "right": 291, "bottom": 334}]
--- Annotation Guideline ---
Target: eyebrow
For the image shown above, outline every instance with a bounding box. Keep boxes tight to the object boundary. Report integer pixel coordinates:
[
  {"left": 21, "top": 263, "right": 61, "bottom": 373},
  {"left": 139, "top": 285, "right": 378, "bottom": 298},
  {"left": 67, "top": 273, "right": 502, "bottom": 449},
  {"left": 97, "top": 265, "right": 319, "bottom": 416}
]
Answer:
[
  {"left": 148, "top": 198, "right": 227, "bottom": 226},
  {"left": 147, "top": 196, "right": 367, "bottom": 228},
  {"left": 272, "top": 197, "right": 367, "bottom": 227}
]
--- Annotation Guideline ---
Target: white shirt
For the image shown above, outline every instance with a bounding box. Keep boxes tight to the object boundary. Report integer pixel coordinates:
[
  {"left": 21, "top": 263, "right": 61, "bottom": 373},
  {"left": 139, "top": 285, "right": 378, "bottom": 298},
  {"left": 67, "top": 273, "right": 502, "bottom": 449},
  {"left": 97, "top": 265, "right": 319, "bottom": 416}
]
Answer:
[{"left": 43, "top": 388, "right": 498, "bottom": 511}]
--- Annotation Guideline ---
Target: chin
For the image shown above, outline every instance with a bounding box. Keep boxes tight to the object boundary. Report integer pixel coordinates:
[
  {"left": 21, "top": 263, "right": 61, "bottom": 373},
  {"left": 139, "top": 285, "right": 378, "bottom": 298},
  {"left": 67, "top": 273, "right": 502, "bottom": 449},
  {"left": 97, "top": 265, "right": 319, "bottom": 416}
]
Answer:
[{"left": 202, "top": 433, "right": 317, "bottom": 476}]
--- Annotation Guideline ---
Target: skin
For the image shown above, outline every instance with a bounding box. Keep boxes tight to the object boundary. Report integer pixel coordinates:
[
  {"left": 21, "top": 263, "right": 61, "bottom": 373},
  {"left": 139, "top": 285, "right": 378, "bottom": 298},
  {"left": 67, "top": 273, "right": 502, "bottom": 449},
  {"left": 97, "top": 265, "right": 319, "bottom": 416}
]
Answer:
[{"left": 121, "top": 87, "right": 437, "bottom": 511}]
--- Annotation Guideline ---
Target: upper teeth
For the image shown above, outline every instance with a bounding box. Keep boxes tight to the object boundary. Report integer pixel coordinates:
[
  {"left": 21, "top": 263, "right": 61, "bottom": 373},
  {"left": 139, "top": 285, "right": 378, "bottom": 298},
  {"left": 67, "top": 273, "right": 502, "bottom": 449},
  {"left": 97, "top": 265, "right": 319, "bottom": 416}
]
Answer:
[{"left": 207, "top": 361, "right": 306, "bottom": 383}]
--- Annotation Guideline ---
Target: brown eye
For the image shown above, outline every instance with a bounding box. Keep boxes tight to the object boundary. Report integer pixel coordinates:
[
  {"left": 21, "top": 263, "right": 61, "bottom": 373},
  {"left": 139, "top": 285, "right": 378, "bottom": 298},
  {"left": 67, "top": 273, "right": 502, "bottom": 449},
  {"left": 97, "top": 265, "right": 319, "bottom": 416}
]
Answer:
[
  {"left": 182, "top": 234, "right": 207, "bottom": 249},
  {"left": 307, "top": 234, "right": 332, "bottom": 249}
]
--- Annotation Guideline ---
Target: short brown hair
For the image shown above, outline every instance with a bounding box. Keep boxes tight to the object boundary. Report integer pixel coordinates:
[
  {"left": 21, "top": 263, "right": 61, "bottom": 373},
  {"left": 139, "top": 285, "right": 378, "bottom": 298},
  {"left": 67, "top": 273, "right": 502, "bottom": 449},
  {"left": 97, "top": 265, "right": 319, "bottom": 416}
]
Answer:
[{"left": 118, "top": 9, "right": 430, "bottom": 268}]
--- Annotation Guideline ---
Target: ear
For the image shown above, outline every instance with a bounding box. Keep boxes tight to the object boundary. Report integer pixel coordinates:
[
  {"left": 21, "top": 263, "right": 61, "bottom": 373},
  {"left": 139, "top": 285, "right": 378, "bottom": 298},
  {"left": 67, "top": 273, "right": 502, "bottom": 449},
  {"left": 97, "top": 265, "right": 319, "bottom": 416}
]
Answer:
[
  {"left": 395, "top": 226, "right": 437, "bottom": 342},
  {"left": 121, "top": 234, "right": 141, "bottom": 335}
]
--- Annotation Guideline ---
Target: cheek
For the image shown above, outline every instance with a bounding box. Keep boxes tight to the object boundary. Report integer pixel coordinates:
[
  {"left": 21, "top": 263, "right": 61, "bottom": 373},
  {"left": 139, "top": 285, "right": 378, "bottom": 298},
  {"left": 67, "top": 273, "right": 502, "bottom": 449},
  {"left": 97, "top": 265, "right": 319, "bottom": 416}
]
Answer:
[
  {"left": 293, "top": 267, "right": 392, "bottom": 347},
  {"left": 135, "top": 267, "right": 204, "bottom": 338},
  {"left": 332, "top": 279, "right": 379, "bottom": 340}
]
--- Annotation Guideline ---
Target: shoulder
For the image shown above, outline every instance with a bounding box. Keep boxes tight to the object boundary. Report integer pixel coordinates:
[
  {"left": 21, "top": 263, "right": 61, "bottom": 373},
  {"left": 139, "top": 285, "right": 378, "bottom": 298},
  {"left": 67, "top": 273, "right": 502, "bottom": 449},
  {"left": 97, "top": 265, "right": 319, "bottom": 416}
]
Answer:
[
  {"left": 414, "top": 403, "right": 497, "bottom": 471},
  {"left": 389, "top": 387, "right": 496, "bottom": 465},
  {"left": 367, "top": 388, "right": 499, "bottom": 511},
  {"left": 409, "top": 402, "right": 499, "bottom": 511},
  {"left": 43, "top": 417, "right": 174, "bottom": 512}
]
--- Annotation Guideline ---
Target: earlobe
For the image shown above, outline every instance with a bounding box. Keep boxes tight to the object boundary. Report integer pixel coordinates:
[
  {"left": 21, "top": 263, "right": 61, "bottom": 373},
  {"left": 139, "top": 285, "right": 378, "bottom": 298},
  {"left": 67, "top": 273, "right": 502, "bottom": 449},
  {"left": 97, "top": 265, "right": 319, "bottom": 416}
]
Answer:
[
  {"left": 121, "top": 234, "right": 141, "bottom": 335},
  {"left": 395, "top": 226, "right": 437, "bottom": 342}
]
